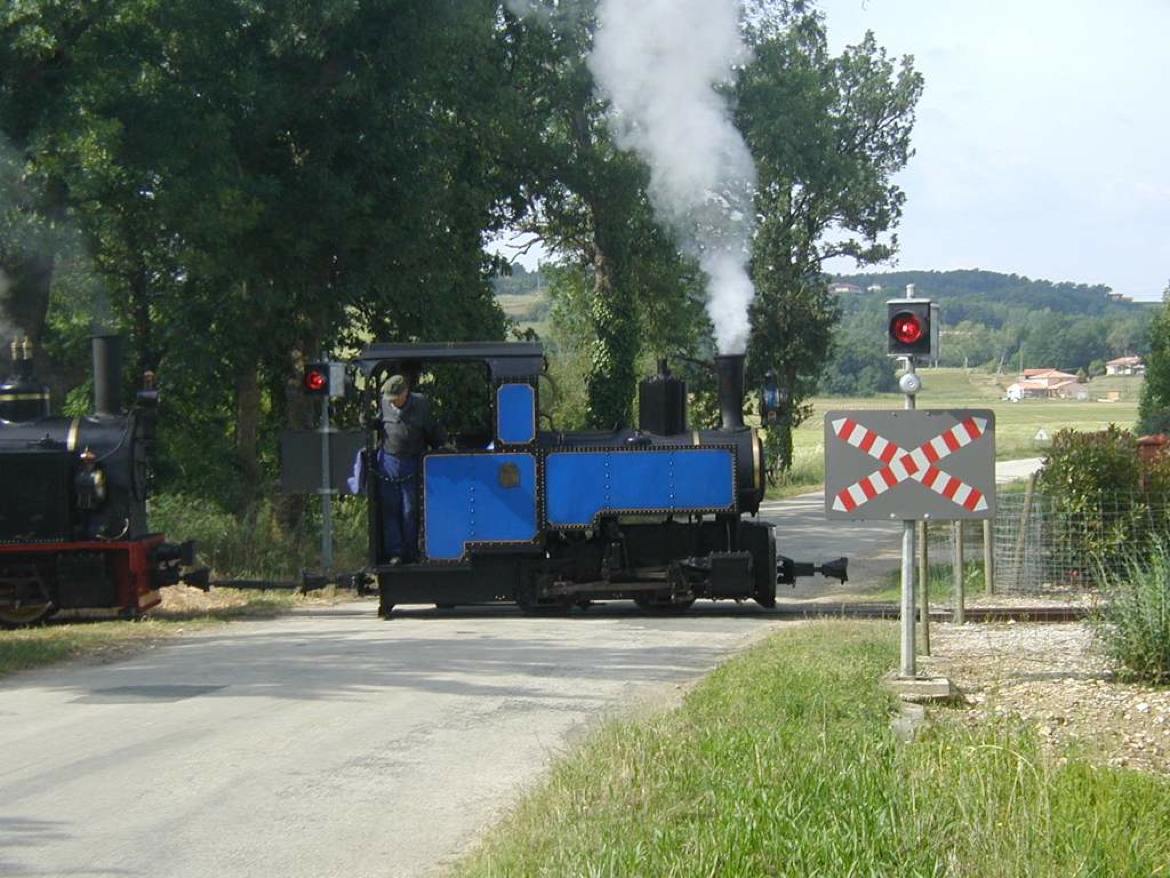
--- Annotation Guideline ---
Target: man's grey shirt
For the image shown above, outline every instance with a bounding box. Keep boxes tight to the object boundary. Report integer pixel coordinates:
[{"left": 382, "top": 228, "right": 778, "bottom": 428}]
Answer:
[{"left": 381, "top": 393, "right": 447, "bottom": 458}]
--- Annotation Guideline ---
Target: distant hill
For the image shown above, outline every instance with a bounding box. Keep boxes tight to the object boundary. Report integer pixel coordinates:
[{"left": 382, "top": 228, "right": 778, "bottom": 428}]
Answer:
[
  {"left": 820, "top": 269, "right": 1156, "bottom": 394},
  {"left": 831, "top": 269, "right": 1149, "bottom": 324}
]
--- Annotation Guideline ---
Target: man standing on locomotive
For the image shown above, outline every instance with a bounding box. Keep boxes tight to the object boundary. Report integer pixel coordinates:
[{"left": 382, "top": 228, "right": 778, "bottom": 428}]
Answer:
[{"left": 379, "top": 373, "right": 447, "bottom": 564}]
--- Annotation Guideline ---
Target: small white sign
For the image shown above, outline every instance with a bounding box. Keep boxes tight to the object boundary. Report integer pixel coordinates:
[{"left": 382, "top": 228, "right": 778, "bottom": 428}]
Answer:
[{"left": 1034, "top": 428, "right": 1050, "bottom": 443}]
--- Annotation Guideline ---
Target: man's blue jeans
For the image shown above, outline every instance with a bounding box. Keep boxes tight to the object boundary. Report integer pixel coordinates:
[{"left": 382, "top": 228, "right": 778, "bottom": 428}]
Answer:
[{"left": 379, "top": 455, "right": 419, "bottom": 562}]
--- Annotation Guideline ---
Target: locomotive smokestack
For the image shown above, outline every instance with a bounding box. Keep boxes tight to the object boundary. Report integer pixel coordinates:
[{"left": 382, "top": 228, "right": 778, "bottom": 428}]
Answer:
[
  {"left": 715, "top": 353, "right": 746, "bottom": 431},
  {"left": 92, "top": 333, "right": 123, "bottom": 416}
]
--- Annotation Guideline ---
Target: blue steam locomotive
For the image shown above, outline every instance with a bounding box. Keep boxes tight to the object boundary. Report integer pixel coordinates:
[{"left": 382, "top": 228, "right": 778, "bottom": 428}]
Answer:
[{"left": 348, "top": 342, "right": 844, "bottom": 616}]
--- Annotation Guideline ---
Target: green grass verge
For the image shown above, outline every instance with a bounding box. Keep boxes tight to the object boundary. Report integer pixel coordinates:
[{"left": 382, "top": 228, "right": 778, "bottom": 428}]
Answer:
[
  {"left": 458, "top": 621, "right": 1170, "bottom": 877},
  {"left": 0, "top": 589, "right": 301, "bottom": 678},
  {"left": 870, "top": 561, "right": 991, "bottom": 603}
]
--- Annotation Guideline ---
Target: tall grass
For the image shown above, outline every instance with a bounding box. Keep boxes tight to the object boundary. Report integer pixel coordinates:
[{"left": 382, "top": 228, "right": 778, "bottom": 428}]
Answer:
[
  {"left": 459, "top": 622, "right": 1170, "bottom": 877},
  {"left": 150, "top": 493, "right": 368, "bottom": 580},
  {"left": 1098, "top": 544, "right": 1170, "bottom": 684}
]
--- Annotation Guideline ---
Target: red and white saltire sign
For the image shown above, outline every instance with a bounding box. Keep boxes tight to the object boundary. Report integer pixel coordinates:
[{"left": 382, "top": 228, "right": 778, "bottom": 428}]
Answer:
[{"left": 824, "top": 410, "right": 996, "bottom": 521}]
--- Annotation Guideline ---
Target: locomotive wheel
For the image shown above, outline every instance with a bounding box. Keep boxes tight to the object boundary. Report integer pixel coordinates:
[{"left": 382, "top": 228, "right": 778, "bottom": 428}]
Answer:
[
  {"left": 0, "top": 571, "right": 55, "bottom": 629},
  {"left": 0, "top": 601, "right": 55, "bottom": 629},
  {"left": 515, "top": 573, "right": 574, "bottom": 615}
]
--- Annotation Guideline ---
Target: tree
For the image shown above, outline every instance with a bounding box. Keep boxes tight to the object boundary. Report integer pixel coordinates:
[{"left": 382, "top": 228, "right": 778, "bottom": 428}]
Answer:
[
  {"left": 1, "top": 0, "right": 529, "bottom": 510},
  {"left": 736, "top": 8, "right": 923, "bottom": 475},
  {"left": 1139, "top": 282, "right": 1170, "bottom": 434},
  {"left": 503, "top": 3, "right": 708, "bottom": 429}
]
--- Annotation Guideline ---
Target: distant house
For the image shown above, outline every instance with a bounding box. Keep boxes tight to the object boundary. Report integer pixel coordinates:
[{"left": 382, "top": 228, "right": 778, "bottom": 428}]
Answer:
[
  {"left": 1052, "top": 380, "right": 1090, "bottom": 401},
  {"left": 1107, "top": 292, "right": 1134, "bottom": 304},
  {"left": 830, "top": 282, "right": 863, "bottom": 294},
  {"left": 1006, "top": 369, "right": 1082, "bottom": 401},
  {"left": 866, "top": 284, "right": 884, "bottom": 293},
  {"left": 1106, "top": 356, "right": 1145, "bottom": 376}
]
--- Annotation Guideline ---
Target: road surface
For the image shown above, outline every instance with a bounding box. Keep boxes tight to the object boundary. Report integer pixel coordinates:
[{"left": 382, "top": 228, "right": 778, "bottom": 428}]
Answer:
[{"left": 0, "top": 603, "right": 784, "bottom": 878}]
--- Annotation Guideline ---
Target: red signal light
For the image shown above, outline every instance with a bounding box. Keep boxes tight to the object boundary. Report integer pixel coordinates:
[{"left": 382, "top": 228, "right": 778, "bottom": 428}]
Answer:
[
  {"left": 304, "top": 369, "right": 327, "bottom": 393},
  {"left": 891, "top": 313, "right": 924, "bottom": 345}
]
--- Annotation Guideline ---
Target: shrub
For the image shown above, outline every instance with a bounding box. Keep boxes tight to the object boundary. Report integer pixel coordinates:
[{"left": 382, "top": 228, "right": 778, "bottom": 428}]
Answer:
[
  {"left": 150, "top": 492, "right": 368, "bottom": 581},
  {"left": 1036, "top": 427, "right": 1155, "bottom": 575},
  {"left": 1097, "top": 544, "right": 1170, "bottom": 684}
]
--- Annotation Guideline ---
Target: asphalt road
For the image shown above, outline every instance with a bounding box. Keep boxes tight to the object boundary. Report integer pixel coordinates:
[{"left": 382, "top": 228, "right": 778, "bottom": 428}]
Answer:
[
  {"left": 0, "top": 603, "right": 785, "bottom": 878},
  {"left": 0, "top": 457, "right": 1044, "bottom": 878}
]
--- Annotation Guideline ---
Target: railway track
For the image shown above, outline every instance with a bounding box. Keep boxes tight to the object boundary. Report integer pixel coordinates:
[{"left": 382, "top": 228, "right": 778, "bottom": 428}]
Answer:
[{"left": 771, "top": 602, "right": 1091, "bottom": 623}]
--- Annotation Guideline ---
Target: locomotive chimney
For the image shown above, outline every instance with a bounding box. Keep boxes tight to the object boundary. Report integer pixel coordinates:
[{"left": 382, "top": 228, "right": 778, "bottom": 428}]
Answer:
[
  {"left": 715, "top": 353, "right": 746, "bottom": 431},
  {"left": 92, "top": 332, "right": 123, "bottom": 416}
]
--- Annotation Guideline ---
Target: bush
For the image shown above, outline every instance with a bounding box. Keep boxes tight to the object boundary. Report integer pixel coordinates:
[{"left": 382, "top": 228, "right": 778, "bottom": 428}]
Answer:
[
  {"left": 1036, "top": 427, "right": 1152, "bottom": 575},
  {"left": 1098, "top": 545, "right": 1170, "bottom": 684},
  {"left": 150, "top": 493, "right": 368, "bottom": 580}
]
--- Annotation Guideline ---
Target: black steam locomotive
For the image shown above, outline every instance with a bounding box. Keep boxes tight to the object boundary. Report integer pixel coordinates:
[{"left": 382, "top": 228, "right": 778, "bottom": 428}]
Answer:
[
  {"left": 344, "top": 343, "right": 845, "bottom": 616},
  {"left": 0, "top": 335, "right": 203, "bottom": 627}
]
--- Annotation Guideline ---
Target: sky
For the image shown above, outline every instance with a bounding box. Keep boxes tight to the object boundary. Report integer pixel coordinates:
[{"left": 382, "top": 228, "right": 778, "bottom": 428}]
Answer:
[{"left": 817, "top": 0, "right": 1170, "bottom": 300}]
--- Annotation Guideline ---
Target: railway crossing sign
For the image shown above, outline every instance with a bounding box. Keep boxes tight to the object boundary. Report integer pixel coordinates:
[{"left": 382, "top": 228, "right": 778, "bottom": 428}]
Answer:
[{"left": 824, "top": 409, "right": 996, "bottom": 521}]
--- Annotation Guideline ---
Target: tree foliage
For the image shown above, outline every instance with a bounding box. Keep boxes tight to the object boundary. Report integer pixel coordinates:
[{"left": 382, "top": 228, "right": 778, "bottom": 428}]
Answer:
[
  {"left": 1139, "top": 282, "right": 1170, "bottom": 434},
  {"left": 1, "top": 0, "right": 929, "bottom": 512},
  {"left": 737, "top": 8, "right": 922, "bottom": 474},
  {"left": 1, "top": 0, "right": 523, "bottom": 508}
]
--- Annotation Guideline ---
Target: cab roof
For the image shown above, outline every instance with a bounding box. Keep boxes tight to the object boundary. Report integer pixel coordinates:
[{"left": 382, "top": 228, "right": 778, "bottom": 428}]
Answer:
[{"left": 355, "top": 341, "right": 544, "bottom": 380}]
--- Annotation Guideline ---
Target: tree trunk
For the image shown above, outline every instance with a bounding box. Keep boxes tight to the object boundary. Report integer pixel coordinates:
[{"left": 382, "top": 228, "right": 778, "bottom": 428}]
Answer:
[
  {"left": 275, "top": 341, "right": 319, "bottom": 532},
  {"left": 234, "top": 361, "right": 262, "bottom": 509},
  {"left": 0, "top": 252, "right": 54, "bottom": 345},
  {"left": 585, "top": 221, "right": 639, "bottom": 430},
  {"left": 130, "top": 263, "right": 157, "bottom": 375}
]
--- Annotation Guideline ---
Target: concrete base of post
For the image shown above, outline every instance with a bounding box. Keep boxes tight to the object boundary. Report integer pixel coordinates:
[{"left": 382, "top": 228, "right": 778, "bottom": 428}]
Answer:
[{"left": 883, "top": 673, "right": 961, "bottom": 703}]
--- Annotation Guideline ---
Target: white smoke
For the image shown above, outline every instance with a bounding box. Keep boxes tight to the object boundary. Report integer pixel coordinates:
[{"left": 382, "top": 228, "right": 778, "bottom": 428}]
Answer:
[{"left": 588, "top": 0, "right": 757, "bottom": 353}]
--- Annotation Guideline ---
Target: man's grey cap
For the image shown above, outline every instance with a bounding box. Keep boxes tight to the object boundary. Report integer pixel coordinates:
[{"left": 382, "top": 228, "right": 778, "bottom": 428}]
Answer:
[{"left": 385, "top": 374, "right": 408, "bottom": 396}]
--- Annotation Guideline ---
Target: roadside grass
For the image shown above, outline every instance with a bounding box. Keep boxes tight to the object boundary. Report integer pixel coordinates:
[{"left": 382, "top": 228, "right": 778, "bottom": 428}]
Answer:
[
  {"left": 0, "top": 587, "right": 349, "bottom": 679},
  {"left": 458, "top": 621, "right": 1170, "bottom": 877},
  {"left": 870, "top": 561, "right": 993, "bottom": 603}
]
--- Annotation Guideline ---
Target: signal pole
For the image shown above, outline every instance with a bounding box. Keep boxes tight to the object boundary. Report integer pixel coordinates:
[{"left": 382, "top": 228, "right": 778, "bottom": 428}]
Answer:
[
  {"left": 894, "top": 281, "right": 925, "bottom": 679},
  {"left": 899, "top": 355, "right": 920, "bottom": 678},
  {"left": 319, "top": 393, "right": 335, "bottom": 575}
]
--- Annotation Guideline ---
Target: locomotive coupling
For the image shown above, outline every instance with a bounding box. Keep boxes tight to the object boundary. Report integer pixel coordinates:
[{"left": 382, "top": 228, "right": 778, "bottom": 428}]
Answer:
[{"left": 777, "top": 555, "right": 849, "bottom": 585}]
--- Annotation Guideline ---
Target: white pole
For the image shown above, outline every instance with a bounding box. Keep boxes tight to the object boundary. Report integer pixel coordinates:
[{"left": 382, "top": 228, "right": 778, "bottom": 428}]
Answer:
[
  {"left": 320, "top": 394, "right": 335, "bottom": 574},
  {"left": 900, "top": 355, "right": 917, "bottom": 678}
]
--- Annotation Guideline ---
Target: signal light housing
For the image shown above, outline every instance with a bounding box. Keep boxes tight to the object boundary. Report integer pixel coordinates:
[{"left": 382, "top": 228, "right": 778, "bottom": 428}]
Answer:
[
  {"left": 887, "top": 299, "right": 933, "bottom": 358},
  {"left": 302, "top": 361, "right": 347, "bottom": 398}
]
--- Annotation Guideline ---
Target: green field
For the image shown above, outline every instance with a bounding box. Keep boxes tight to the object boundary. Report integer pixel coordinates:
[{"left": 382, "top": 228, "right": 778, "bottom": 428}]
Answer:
[{"left": 777, "top": 368, "right": 1141, "bottom": 496}]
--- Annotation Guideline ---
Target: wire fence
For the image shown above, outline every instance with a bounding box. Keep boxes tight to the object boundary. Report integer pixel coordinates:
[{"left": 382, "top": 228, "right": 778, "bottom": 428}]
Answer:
[{"left": 921, "top": 488, "right": 1170, "bottom": 595}]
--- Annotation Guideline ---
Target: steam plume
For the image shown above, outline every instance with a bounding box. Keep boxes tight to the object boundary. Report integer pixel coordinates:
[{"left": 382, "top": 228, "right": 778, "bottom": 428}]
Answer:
[{"left": 589, "top": 0, "right": 757, "bottom": 353}]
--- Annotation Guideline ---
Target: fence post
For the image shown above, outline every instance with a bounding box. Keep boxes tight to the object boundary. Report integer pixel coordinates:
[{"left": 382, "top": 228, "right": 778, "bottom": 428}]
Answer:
[
  {"left": 1011, "top": 473, "right": 1038, "bottom": 591},
  {"left": 953, "top": 520, "right": 965, "bottom": 624},
  {"left": 918, "top": 520, "right": 931, "bottom": 655},
  {"left": 983, "top": 518, "right": 995, "bottom": 595}
]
